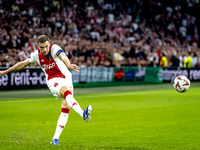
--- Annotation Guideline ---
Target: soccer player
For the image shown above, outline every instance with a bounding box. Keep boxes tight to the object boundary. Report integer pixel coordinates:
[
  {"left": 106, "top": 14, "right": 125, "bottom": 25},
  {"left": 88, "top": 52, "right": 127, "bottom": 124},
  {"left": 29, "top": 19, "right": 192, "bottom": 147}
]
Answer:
[{"left": 0, "top": 35, "right": 93, "bottom": 145}]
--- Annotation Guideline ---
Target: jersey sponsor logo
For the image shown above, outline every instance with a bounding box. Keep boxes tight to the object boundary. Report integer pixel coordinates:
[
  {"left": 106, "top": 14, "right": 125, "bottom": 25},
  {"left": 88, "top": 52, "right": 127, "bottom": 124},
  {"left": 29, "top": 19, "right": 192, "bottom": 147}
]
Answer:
[{"left": 42, "top": 63, "right": 56, "bottom": 70}]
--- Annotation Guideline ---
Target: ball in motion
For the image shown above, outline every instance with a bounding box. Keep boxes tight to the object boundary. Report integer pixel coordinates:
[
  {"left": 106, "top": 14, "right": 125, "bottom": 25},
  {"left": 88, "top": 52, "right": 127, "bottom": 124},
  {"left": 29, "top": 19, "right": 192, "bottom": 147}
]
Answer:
[{"left": 173, "top": 75, "right": 190, "bottom": 93}]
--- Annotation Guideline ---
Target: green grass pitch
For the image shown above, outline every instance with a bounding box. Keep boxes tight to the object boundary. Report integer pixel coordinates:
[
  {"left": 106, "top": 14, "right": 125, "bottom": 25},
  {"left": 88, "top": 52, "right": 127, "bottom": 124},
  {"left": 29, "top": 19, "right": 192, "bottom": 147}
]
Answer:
[{"left": 0, "top": 84, "right": 200, "bottom": 150}]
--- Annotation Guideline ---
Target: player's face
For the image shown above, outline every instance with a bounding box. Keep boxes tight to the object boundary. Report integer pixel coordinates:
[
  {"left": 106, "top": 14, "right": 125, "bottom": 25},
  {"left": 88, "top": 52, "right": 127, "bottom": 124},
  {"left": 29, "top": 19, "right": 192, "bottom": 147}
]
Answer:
[{"left": 38, "top": 41, "right": 50, "bottom": 56}]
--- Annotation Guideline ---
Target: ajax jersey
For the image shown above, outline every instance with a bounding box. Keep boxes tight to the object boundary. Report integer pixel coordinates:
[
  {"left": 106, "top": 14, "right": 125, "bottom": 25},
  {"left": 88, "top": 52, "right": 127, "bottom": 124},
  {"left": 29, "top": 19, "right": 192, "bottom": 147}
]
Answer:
[{"left": 27, "top": 44, "right": 72, "bottom": 81}]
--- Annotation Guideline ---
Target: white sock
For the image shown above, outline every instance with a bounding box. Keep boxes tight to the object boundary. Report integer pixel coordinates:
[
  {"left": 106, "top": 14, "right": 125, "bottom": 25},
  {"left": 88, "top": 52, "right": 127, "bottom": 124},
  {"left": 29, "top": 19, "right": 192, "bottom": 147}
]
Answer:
[
  {"left": 53, "top": 108, "right": 69, "bottom": 139},
  {"left": 65, "top": 95, "right": 84, "bottom": 118}
]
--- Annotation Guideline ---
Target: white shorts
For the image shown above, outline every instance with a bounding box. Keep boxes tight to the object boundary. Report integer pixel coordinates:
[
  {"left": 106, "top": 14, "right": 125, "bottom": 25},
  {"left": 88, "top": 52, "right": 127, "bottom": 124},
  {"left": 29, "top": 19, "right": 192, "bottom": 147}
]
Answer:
[{"left": 47, "top": 77, "right": 74, "bottom": 99}]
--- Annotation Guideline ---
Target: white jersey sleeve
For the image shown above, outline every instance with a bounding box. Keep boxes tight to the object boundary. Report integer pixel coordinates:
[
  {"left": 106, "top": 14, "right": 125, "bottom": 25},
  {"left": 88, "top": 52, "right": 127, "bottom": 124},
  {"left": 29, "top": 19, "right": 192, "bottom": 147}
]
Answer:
[
  {"left": 27, "top": 50, "right": 39, "bottom": 63},
  {"left": 51, "top": 44, "right": 65, "bottom": 58}
]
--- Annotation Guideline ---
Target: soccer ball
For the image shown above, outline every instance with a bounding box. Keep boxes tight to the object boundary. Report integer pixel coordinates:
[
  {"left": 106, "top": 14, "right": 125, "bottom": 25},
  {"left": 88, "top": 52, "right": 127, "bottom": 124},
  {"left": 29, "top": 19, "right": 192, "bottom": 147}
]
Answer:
[{"left": 173, "top": 75, "right": 190, "bottom": 93}]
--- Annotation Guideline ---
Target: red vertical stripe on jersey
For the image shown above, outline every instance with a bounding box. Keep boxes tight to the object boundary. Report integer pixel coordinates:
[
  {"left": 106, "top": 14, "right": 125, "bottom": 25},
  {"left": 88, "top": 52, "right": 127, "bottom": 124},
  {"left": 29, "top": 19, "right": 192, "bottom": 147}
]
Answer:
[{"left": 38, "top": 44, "right": 65, "bottom": 80}]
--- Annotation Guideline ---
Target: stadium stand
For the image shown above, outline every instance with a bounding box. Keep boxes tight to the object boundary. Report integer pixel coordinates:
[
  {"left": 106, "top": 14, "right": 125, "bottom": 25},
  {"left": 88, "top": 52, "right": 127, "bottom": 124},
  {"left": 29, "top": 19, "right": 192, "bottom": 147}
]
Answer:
[{"left": 0, "top": 0, "right": 200, "bottom": 68}]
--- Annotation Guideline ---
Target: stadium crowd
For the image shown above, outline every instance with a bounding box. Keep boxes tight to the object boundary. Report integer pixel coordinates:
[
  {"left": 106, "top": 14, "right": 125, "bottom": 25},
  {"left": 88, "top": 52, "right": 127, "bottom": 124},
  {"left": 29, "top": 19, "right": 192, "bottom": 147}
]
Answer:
[{"left": 0, "top": 0, "right": 200, "bottom": 68}]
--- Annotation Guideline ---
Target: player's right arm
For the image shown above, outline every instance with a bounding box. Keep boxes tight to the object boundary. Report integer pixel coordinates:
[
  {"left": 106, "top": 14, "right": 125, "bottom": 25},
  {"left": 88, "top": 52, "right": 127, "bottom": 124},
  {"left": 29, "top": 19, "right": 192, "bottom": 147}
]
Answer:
[{"left": 0, "top": 59, "right": 31, "bottom": 76}]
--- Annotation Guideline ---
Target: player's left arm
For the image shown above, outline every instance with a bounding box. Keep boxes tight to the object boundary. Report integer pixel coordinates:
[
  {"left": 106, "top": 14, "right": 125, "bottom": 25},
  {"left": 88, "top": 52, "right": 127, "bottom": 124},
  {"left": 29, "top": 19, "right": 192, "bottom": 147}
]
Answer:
[{"left": 58, "top": 52, "right": 80, "bottom": 73}]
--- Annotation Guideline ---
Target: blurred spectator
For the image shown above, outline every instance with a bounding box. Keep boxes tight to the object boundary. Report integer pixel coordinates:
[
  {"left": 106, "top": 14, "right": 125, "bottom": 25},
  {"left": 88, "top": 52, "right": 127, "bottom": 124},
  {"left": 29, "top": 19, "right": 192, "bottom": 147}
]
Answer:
[
  {"left": 159, "top": 52, "right": 167, "bottom": 68},
  {"left": 171, "top": 52, "right": 180, "bottom": 67},
  {"left": 90, "top": 28, "right": 100, "bottom": 42},
  {"left": 18, "top": 46, "right": 28, "bottom": 61},
  {"left": 183, "top": 51, "right": 192, "bottom": 68}
]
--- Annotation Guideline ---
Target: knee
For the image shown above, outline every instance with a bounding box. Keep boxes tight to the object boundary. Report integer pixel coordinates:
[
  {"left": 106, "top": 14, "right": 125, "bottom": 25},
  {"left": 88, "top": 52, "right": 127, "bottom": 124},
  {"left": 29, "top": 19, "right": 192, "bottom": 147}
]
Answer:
[{"left": 61, "top": 99, "right": 70, "bottom": 109}]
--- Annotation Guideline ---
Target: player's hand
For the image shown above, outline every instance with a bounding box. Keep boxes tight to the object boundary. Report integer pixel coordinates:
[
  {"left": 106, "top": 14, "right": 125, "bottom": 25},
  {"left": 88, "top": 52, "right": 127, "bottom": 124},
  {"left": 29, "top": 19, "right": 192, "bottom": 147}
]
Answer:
[
  {"left": 0, "top": 71, "right": 7, "bottom": 76},
  {"left": 68, "top": 64, "right": 80, "bottom": 73}
]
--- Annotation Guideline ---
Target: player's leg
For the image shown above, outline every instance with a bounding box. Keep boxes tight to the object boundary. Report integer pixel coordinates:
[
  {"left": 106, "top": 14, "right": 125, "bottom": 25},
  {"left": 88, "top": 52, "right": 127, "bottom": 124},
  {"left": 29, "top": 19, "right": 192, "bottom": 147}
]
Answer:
[
  {"left": 51, "top": 99, "right": 70, "bottom": 145},
  {"left": 60, "top": 86, "right": 92, "bottom": 122}
]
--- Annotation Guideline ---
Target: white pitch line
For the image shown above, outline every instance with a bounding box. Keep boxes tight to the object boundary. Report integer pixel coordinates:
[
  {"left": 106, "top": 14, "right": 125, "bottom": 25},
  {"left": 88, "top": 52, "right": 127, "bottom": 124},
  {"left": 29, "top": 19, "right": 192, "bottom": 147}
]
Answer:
[
  {"left": 75, "top": 91, "right": 153, "bottom": 99},
  {"left": 0, "top": 91, "right": 155, "bottom": 103},
  {"left": 0, "top": 98, "right": 54, "bottom": 103}
]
